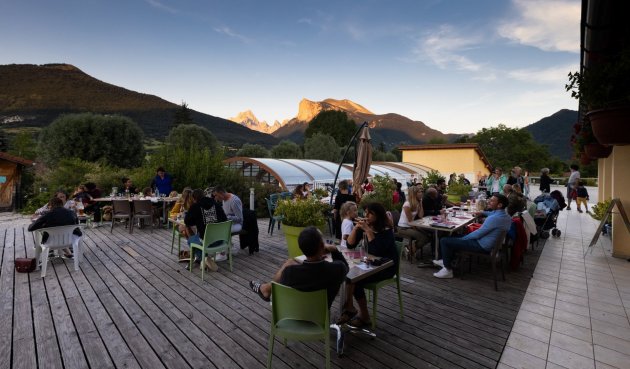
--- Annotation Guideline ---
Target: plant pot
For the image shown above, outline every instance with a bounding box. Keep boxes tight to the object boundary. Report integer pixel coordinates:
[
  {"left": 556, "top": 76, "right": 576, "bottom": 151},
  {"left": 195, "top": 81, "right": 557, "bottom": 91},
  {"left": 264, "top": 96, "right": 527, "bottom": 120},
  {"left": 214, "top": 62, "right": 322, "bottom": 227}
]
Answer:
[
  {"left": 579, "top": 153, "right": 592, "bottom": 166},
  {"left": 282, "top": 224, "right": 306, "bottom": 258},
  {"left": 587, "top": 107, "right": 630, "bottom": 145},
  {"left": 584, "top": 143, "right": 613, "bottom": 158}
]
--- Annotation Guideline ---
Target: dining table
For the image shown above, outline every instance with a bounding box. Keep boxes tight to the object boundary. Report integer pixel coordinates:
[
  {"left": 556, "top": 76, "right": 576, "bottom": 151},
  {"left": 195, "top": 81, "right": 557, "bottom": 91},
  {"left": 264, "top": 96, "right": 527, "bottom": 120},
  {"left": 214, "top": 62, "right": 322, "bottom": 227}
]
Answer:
[
  {"left": 93, "top": 196, "right": 179, "bottom": 226},
  {"left": 408, "top": 207, "right": 477, "bottom": 263}
]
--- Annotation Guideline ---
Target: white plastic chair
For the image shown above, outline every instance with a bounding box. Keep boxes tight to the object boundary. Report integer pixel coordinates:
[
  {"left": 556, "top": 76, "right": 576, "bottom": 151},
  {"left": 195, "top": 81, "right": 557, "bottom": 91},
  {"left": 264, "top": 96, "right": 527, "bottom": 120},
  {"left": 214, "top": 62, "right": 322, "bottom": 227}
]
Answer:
[{"left": 32, "top": 225, "right": 85, "bottom": 278}]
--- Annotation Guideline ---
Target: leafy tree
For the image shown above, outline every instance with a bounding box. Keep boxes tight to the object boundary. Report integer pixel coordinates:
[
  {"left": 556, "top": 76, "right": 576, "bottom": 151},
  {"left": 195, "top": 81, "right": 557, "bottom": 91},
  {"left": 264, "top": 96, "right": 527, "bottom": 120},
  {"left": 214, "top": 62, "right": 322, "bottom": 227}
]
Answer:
[
  {"left": 390, "top": 147, "right": 402, "bottom": 161},
  {"left": 9, "top": 131, "right": 37, "bottom": 159},
  {"left": 468, "top": 124, "right": 551, "bottom": 172},
  {"left": 377, "top": 141, "right": 386, "bottom": 152},
  {"left": 237, "top": 143, "right": 270, "bottom": 158},
  {"left": 372, "top": 150, "right": 397, "bottom": 162},
  {"left": 38, "top": 113, "right": 144, "bottom": 168},
  {"left": 166, "top": 124, "right": 220, "bottom": 153},
  {"left": 304, "top": 133, "right": 340, "bottom": 162},
  {"left": 173, "top": 101, "right": 195, "bottom": 128},
  {"left": 271, "top": 140, "right": 302, "bottom": 159},
  {"left": 304, "top": 110, "right": 356, "bottom": 147},
  {"left": 454, "top": 135, "right": 470, "bottom": 143}
]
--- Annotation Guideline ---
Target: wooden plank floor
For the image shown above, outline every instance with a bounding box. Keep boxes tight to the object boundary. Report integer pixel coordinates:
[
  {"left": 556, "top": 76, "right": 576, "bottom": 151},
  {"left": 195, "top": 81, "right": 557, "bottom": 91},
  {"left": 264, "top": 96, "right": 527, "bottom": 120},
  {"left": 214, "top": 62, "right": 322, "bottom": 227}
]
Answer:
[{"left": 0, "top": 218, "right": 543, "bottom": 369}]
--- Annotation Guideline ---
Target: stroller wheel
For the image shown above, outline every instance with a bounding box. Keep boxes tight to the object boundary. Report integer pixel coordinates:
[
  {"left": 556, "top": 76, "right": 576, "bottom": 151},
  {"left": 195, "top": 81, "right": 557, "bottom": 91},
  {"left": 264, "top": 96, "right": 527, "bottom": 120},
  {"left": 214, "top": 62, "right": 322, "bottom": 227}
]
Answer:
[
  {"left": 555, "top": 229, "right": 561, "bottom": 237},
  {"left": 541, "top": 231, "right": 550, "bottom": 239},
  {"left": 551, "top": 229, "right": 558, "bottom": 237}
]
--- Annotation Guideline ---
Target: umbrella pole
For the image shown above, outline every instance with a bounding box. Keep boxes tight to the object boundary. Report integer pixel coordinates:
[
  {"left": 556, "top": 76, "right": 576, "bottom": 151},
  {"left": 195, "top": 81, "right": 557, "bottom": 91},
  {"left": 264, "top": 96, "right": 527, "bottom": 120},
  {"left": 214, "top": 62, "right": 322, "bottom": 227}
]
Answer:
[{"left": 329, "top": 121, "right": 368, "bottom": 207}]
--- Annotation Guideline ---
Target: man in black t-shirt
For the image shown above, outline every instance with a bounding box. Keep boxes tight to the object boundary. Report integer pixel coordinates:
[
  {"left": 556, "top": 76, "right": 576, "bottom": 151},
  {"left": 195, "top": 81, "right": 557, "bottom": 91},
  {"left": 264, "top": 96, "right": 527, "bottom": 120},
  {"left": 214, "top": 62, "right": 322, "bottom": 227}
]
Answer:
[
  {"left": 249, "top": 227, "right": 348, "bottom": 308},
  {"left": 184, "top": 189, "right": 228, "bottom": 269}
]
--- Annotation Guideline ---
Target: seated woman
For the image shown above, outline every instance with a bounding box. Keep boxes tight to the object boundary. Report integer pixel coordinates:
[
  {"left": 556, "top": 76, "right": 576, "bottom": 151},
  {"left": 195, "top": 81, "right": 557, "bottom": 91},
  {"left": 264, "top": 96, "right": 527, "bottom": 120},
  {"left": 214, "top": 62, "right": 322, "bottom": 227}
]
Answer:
[
  {"left": 397, "top": 185, "right": 431, "bottom": 261},
  {"left": 170, "top": 188, "right": 193, "bottom": 219},
  {"left": 35, "top": 191, "right": 76, "bottom": 215},
  {"left": 292, "top": 184, "right": 306, "bottom": 200},
  {"left": 338, "top": 202, "right": 398, "bottom": 327},
  {"left": 73, "top": 185, "right": 93, "bottom": 204}
]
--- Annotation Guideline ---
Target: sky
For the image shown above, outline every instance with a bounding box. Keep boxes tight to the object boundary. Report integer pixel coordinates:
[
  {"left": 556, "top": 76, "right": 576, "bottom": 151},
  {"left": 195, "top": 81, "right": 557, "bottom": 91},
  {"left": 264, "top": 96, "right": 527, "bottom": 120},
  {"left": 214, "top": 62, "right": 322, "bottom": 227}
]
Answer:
[{"left": 1, "top": 0, "right": 581, "bottom": 134}]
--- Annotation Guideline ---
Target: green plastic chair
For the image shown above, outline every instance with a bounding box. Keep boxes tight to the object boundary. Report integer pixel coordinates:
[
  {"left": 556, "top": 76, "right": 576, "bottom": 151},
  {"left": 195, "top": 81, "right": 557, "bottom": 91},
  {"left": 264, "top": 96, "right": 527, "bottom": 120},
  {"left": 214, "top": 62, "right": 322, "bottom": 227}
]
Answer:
[
  {"left": 189, "top": 220, "right": 232, "bottom": 281},
  {"left": 364, "top": 240, "right": 404, "bottom": 329},
  {"left": 170, "top": 220, "right": 182, "bottom": 255},
  {"left": 267, "top": 282, "right": 330, "bottom": 369}
]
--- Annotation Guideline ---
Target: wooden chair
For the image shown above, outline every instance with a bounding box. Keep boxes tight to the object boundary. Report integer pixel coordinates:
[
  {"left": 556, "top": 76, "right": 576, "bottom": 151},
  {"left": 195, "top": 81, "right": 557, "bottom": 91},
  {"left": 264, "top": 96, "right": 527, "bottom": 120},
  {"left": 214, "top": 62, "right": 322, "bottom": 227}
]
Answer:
[
  {"left": 110, "top": 200, "right": 132, "bottom": 233},
  {"left": 267, "top": 283, "right": 330, "bottom": 369},
  {"left": 458, "top": 230, "right": 508, "bottom": 291},
  {"left": 32, "top": 225, "right": 84, "bottom": 278}
]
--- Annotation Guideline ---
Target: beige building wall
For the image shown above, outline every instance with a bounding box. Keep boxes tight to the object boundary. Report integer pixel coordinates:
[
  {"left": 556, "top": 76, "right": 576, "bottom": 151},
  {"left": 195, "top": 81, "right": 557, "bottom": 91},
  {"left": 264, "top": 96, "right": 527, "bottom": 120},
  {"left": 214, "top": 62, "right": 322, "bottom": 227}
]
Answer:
[
  {"left": 609, "top": 145, "right": 630, "bottom": 258},
  {"left": 402, "top": 148, "right": 490, "bottom": 180}
]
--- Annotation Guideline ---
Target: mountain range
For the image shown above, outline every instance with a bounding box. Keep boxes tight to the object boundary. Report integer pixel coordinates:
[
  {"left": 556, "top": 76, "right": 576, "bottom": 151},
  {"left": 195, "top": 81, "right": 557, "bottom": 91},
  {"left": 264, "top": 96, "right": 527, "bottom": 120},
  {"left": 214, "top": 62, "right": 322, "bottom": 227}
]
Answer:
[{"left": 1, "top": 63, "right": 577, "bottom": 159}]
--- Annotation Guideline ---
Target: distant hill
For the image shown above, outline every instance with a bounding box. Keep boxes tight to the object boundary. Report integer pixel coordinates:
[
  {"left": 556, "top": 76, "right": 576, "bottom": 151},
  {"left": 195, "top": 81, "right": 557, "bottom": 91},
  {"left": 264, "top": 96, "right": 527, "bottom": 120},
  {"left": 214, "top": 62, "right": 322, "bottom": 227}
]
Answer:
[
  {"left": 0, "top": 64, "right": 278, "bottom": 147},
  {"left": 271, "top": 98, "right": 459, "bottom": 149},
  {"left": 523, "top": 109, "right": 578, "bottom": 161}
]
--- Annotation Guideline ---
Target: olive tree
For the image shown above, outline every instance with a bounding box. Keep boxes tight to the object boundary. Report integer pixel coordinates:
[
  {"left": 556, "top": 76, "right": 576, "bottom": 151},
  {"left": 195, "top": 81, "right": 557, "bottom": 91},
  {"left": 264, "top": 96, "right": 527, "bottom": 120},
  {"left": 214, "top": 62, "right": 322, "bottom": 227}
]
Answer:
[{"left": 38, "top": 113, "right": 144, "bottom": 168}]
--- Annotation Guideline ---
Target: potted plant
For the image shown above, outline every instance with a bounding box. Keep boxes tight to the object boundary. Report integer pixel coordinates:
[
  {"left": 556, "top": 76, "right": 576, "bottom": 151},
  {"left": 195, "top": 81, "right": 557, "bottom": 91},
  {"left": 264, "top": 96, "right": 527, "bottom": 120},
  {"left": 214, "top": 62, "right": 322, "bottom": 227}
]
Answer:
[
  {"left": 570, "top": 120, "right": 612, "bottom": 163},
  {"left": 274, "top": 197, "right": 328, "bottom": 257},
  {"left": 566, "top": 48, "right": 630, "bottom": 145}
]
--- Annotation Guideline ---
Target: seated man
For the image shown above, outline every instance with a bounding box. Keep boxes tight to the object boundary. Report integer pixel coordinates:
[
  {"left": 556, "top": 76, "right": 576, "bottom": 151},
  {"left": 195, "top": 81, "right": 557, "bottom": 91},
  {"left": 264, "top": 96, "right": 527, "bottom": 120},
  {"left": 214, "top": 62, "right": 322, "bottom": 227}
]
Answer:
[
  {"left": 422, "top": 187, "right": 442, "bottom": 216},
  {"left": 436, "top": 178, "right": 458, "bottom": 207},
  {"left": 249, "top": 227, "right": 348, "bottom": 308},
  {"left": 29, "top": 197, "right": 82, "bottom": 258},
  {"left": 213, "top": 186, "right": 243, "bottom": 260},
  {"left": 433, "top": 194, "right": 512, "bottom": 279},
  {"left": 184, "top": 189, "right": 228, "bottom": 271}
]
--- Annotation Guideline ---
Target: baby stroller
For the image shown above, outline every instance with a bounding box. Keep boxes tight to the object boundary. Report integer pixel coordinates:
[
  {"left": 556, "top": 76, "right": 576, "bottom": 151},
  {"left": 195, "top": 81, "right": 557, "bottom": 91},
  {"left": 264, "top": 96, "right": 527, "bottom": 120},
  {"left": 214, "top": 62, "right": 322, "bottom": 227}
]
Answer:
[{"left": 533, "top": 190, "right": 566, "bottom": 239}]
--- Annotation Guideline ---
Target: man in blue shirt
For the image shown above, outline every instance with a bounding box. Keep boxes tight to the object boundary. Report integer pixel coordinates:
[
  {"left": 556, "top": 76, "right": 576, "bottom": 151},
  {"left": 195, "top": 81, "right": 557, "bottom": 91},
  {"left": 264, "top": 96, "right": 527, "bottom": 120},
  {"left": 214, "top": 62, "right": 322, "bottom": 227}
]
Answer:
[
  {"left": 150, "top": 167, "right": 173, "bottom": 196},
  {"left": 433, "top": 194, "right": 512, "bottom": 279}
]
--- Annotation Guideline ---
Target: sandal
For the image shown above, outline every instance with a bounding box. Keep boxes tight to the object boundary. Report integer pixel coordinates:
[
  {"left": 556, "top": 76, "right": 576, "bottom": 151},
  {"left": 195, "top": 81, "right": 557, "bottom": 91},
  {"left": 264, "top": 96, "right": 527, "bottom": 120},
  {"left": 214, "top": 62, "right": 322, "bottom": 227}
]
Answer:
[
  {"left": 249, "top": 280, "right": 270, "bottom": 302},
  {"left": 348, "top": 317, "right": 370, "bottom": 328},
  {"left": 336, "top": 309, "right": 358, "bottom": 325}
]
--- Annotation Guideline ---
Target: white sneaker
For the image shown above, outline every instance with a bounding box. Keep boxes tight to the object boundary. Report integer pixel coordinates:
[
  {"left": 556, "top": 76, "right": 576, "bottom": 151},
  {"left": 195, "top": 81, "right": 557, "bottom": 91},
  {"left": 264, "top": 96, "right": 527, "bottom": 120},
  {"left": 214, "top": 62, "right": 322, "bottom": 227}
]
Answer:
[
  {"left": 215, "top": 252, "right": 228, "bottom": 262},
  {"left": 433, "top": 267, "right": 453, "bottom": 279},
  {"left": 432, "top": 259, "right": 444, "bottom": 268}
]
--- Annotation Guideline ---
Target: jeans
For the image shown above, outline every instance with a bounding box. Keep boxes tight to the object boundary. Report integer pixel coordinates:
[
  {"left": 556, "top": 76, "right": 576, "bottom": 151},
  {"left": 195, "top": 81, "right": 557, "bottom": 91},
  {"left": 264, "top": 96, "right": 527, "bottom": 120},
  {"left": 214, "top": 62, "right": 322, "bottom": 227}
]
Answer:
[
  {"left": 440, "top": 236, "right": 487, "bottom": 269},
  {"left": 188, "top": 234, "right": 202, "bottom": 260}
]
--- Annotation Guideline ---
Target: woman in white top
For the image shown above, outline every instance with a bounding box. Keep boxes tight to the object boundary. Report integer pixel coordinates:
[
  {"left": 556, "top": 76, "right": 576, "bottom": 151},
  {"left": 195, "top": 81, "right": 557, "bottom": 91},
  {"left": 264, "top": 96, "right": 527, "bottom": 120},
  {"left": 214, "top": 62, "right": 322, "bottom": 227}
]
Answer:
[
  {"left": 397, "top": 185, "right": 430, "bottom": 261},
  {"left": 35, "top": 191, "right": 76, "bottom": 215},
  {"left": 339, "top": 201, "right": 357, "bottom": 248}
]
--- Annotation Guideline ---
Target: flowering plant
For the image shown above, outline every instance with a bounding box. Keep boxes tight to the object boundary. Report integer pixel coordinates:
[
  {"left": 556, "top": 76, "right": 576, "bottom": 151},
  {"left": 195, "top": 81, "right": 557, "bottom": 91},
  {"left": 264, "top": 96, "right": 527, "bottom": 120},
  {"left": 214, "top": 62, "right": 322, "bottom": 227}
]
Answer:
[{"left": 569, "top": 120, "right": 595, "bottom": 165}]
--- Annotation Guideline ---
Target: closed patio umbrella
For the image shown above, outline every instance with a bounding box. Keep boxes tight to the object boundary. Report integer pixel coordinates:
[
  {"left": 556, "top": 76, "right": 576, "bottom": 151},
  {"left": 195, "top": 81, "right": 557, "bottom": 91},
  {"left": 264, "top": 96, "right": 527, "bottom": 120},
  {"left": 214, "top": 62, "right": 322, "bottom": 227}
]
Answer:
[{"left": 352, "top": 125, "right": 372, "bottom": 198}]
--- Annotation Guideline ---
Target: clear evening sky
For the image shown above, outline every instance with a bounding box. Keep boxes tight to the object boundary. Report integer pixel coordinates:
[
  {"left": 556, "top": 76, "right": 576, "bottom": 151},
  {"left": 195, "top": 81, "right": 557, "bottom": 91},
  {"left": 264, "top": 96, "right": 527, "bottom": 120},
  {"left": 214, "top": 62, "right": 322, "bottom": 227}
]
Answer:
[{"left": 1, "top": 0, "right": 580, "bottom": 134}]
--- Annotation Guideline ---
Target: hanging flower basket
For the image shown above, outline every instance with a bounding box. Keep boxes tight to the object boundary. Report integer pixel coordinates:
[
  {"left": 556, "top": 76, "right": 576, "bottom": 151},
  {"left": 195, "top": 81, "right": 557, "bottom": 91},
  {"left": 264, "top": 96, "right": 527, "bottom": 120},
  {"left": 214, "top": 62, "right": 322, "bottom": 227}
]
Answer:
[
  {"left": 584, "top": 143, "right": 613, "bottom": 159},
  {"left": 587, "top": 107, "right": 630, "bottom": 145}
]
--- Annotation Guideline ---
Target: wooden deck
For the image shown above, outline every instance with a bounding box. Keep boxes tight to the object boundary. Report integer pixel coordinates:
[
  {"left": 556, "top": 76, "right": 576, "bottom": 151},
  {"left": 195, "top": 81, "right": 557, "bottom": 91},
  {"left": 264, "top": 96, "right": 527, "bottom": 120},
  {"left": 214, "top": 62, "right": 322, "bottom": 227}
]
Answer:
[{"left": 0, "top": 218, "right": 543, "bottom": 369}]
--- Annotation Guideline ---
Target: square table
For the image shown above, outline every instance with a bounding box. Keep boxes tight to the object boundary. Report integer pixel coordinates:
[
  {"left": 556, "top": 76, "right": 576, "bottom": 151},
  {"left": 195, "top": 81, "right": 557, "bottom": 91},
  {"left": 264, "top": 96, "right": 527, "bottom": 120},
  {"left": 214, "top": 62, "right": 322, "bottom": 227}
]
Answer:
[{"left": 409, "top": 209, "right": 477, "bottom": 262}]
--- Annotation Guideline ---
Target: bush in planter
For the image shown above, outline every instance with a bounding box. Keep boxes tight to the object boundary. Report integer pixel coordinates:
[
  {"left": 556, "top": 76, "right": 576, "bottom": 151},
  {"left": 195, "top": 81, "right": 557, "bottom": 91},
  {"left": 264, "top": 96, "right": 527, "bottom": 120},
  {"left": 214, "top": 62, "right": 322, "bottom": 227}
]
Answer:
[
  {"left": 447, "top": 180, "right": 472, "bottom": 202},
  {"left": 274, "top": 198, "right": 328, "bottom": 228}
]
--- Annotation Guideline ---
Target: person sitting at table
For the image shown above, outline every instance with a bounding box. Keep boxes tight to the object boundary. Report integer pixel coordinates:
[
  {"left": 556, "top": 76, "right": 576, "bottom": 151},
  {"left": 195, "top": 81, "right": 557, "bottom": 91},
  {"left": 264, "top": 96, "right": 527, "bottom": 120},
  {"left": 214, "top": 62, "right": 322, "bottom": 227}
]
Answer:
[
  {"left": 35, "top": 191, "right": 76, "bottom": 215},
  {"left": 141, "top": 187, "right": 153, "bottom": 197},
  {"left": 249, "top": 226, "right": 348, "bottom": 305},
  {"left": 121, "top": 177, "right": 137, "bottom": 195},
  {"left": 502, "top": 184, "right": 513, "bottom": 197},
  {"left": 302, "top": 182, "right": 312, "bottom": 198},
  {"left": 84, "top": 182, "right": 102, "bottom": 222},
  {"left": 29, "top": 196, "right": 81, "bottom": 258},
  {"left": 333, "top": 180, "right": 356, "bottom": 240},
  {"left": 339, "top": 202, "right": 397, "bottom": 327},
  {"left": 73, "top": 185, "right": 92, "bottom": 204},
  {"left": 422, "top": 188, "right": 442, "bottom": 216},
  {"left": 170, "top": 188, "right": 193, "bottom": 219},
  {"left": 436, "top": 178, "right": 458, "bottom": 207},
  {"left": 184, "top": 189, "right": 227, "bottom": 272},
  {"left": 432, "top": 194, "right": 512, "bottom": 279},
  {"left": 292, "top": 184, "right": 306, "bottom": 200},
  {"left": 339, "top": 201, "right": 357, "bottom": 248},
  {"left": 213, "top": 186, "right": 243, "bottom": 259},
  {"left": 397, "top": 185, "right": 430, "bottom": 261},
  {"left": 150, "top": 167, "right": 173, "bottom": 196}
]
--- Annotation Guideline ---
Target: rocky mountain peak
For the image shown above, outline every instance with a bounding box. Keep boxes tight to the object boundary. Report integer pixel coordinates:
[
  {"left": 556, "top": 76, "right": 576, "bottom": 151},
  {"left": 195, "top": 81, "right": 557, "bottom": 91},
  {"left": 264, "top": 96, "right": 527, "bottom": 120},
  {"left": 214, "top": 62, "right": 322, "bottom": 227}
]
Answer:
[{"left": 296, "top": 98, "right": 373, "bottom": 122}]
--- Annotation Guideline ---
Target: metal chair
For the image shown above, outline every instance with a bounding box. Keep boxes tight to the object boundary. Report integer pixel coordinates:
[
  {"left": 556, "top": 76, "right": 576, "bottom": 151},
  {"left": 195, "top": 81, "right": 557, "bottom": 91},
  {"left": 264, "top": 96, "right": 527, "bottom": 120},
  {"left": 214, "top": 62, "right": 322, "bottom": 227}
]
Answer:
[
  {"left": 267, "top": 282, "right": 330, "bottom": 369},
  {"left": 32, "top": 225, "right": 84, "bottom": 278},
  {"left": 458, "top": 230, "right": 508, "bottom": 291},
  {"left": 131, "top": 200, "right": 156, "bottom": 233},
  {"left": 266, "top": 198, "right": 283, "bottom": 235},
  {"left": 110, "top": 199, "right": 132, "bottom": 233}
]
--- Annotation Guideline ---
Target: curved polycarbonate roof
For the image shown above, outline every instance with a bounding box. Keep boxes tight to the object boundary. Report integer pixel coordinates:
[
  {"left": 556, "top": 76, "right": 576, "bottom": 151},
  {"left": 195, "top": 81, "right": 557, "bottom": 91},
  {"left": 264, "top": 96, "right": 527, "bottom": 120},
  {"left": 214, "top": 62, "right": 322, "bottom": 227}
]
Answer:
[{"left": 224, "top": 157, "right": 434, "bottom": 190}]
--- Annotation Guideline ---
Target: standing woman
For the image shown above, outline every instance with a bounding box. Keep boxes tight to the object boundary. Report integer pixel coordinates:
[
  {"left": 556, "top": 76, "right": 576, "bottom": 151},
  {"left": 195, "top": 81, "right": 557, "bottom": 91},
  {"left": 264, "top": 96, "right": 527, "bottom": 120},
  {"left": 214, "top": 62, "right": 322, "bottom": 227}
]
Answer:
[
  {"left": 397, "top": 185, "right": 430, "bottom": 261},
  {"left": 338, "top": 202, "right": 397, "bottom": 327},
  {"left": 333, "top": 180, "right": 356, "bottom": 240},
  {"left": 539, "top": 168, "right": 552, "bottom": 193},
  {"left": 486, "top": 167, "right": 507, "bottom": 196}
]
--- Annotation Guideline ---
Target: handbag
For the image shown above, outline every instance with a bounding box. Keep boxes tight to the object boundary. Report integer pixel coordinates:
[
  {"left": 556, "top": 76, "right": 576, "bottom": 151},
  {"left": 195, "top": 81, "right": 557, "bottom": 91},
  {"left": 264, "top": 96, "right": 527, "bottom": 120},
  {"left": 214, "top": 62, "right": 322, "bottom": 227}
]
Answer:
[{"left": 15, "top": 258, "right": 37, "bottom": 273}]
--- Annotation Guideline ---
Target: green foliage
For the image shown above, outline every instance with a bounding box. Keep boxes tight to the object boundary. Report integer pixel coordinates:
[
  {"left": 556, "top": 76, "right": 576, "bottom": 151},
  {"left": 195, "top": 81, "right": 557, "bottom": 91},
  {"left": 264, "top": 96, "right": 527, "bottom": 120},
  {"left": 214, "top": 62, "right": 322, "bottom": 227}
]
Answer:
[
  {"left": 44, "top": 158, "right": 100, "bottom": 194},
  {"left": 312, "top": 187, "right": 329, "bottom": 200},
  {"left": 304, "top": 133, "right": 340, "bottom": 162},
  {"left": 421, "top": 169, "right": 445, "bottom": 188},
  {"left": 21, "top": 190, "right": 54, "bottom": 215},
  {"left": 274, "top": 197, "right": 328, "bottom": 227},
  {"left": 468, "top": 124, "right": 551, "bottom": 172},
  {"left": 390, "top": 147, "right": 402, "bottom": 161},
  {"left": 8, "top": 131, "right": 37, "bottom": 159},
  {"left": 173, "top": 101, "right": 195, "bottom": 128},
  {"left": 166, "top": 124, "right": 220, "bottom": 153},
  {"left": 360, "top": 174, "right": 398, "bottom": 211},
  {"left": 237, "top": 143, "right": 270, "bottom": 158},
  {"left": 304, "top": 110, "right": 356, "bottom": 147},
  {"left": 590, "top": 199, "right": 612, "bottom": 224},
  {"left": 38, "top": 113, "right": 144, "bottom": 168},
  {"left": 372, "top": 150, "right": 398, "bottom": 162},
  {"left": 271, "top": 140, "right": 302, "bottom": 159},
  {"left": 447, "top": 181, "right": 472, "bottom": 197},
  {"left": 253, "top": 183, "right": 283, "bottom": 218}
]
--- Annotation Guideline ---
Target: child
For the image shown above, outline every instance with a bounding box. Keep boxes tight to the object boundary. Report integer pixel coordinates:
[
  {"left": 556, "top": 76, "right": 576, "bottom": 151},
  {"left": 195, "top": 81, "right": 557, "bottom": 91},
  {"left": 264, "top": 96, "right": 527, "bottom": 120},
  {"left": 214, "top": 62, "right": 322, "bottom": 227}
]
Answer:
[
  {"left": 339, "top": 201, "right": 357, "bottom": 248},
  {"left": 576, "top": 181, "right": 590, "bottom": 213}
]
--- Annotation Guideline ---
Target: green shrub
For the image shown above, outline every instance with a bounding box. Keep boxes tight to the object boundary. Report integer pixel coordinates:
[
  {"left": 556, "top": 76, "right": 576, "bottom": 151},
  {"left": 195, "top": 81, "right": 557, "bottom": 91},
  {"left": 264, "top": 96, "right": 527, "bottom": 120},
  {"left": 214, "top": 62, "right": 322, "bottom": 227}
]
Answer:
[
  {"left": 447, "top": 181, "right": 472, "bottom": 198},
  {"left": 421, "top": 169, "right": 445, "bottom": 188},
  {"left": 590, "top": 199, "right": 612, "bottom": 224},
  {"left": 275, "top": 197, "right": 328, "bottom": 227},
  {"left": 360, "top": 174, "right": 399, "bottom": 211}
]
